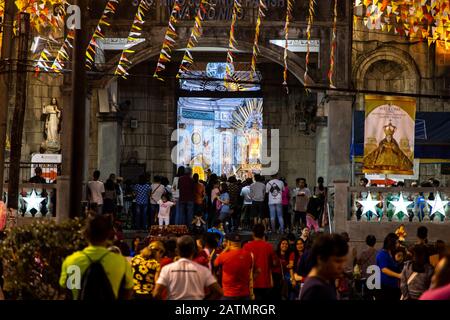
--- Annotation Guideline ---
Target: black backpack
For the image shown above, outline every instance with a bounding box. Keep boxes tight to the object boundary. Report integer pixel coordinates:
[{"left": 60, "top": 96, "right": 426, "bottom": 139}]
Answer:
[{"left": 79, "top": 251, "right": 115, "bottom": 301}]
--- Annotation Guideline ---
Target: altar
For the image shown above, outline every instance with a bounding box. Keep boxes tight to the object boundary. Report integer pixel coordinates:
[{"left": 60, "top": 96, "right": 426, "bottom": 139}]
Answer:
[{"left": 176, "top": 97, "right": 263, "bottom": 180}]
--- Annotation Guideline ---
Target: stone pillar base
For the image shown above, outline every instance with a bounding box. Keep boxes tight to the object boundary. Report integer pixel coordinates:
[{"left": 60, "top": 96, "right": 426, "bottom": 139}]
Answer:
[{"left": 56, "top": 175, "right": 70, "bottom": 223}]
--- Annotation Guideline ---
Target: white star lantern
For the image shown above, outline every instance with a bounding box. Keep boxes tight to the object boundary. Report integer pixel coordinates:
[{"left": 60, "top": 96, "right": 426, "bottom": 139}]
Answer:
[
  {"left": 390, "top": 192, "right": 413, "bottom": 217},
  {"left": 357, "top": 192, "right": 381, "bottom": 217},
  {"left": 427, "top": 192, "right": 449, "bottom": 218},
  {"left": 23, "top": 190, "right": 46, "bottom": 213}
]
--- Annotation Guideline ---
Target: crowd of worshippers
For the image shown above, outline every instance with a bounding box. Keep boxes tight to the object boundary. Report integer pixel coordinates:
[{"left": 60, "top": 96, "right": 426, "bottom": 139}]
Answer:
[
  {"left": 52, "top": 215, "right": 450, "bottom": 301},
  {"left": 86, "top": 166, "right": 329, "bottom": 235}
]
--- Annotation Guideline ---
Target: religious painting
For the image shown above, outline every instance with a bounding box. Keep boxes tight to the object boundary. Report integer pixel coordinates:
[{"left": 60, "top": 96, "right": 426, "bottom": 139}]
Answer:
[{"left": 363, "top": 95, "right": 416, "bottom": 175}]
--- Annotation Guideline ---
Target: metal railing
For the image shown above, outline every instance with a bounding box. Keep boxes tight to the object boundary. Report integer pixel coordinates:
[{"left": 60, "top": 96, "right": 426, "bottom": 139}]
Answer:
[{"left": 3, "top": 162, "right": 60, "bottom": 184}]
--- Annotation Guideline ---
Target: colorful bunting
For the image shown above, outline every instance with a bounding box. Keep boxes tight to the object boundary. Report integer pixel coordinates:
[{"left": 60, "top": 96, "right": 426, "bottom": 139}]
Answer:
[
  {"left": 115, "top": 0, "right": 152, "bottom": 79},
  {"left": 356, "top": 0, "right": 450, "bottom": 48},
  {"left": 251, "top": 0, "right": 267, "bottom": 80},
  {"left": 153, "top": 0, "right": 182, "bottom": 81},
  {"left": 86, "top": 0, "right": 120, "bottom": 70},
  {"left": 328, "top": 0, "right": 338, "bottom": 88},
  {"left": 51, "top": 29, "right": 75, "bottom": 73},
  {"left": 225, "top": 0, "right": 242, "bottom": 82},
  {"left": 304, "top": 0, "right": 316, "bottom": 85},
  {"left": 282, "top": 0, "right": 294, "bottom": 92},
  {"left": 177, "top": 0, "right": 210, "bottom": 78},
  {"left": 14, "top": 0, "right": 67, "bottom": 32}
]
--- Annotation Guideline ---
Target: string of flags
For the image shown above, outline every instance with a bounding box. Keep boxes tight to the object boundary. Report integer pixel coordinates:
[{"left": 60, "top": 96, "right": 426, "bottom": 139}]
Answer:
[
  {"left": 14, "top": 0, "right": 67, "bottom": 32},
  {"left": 282, "top": 0, "right": 294, "bottom": 92},
  {"left": 86, "top": 0, "right": 120, "bottom": 70},
  {"left": 115, "top": 0, "right": 152, "bottom": 79},
  {"left": 304, "top": 0, "right": 316, "bottom": 86},
  {"left": 355, "top": 0, "right": 450, "bottom": 47},
  {"left": 225, "top": 0, "right": 242, "bottom": 82},
  {"left": 50, "top": 29, "right": 74, "bottom": 73},
  {"left": 328, "top": 0, "right": 338, "bottom": 88},
  {"left": 177, "top": 0, "right": 210, "bottom": 78},
  {"left": 251, "top": 0, "right": 267, "bottom": 80},
  {"left": 153, "top": 0, "right": 182, "bottom": 81}
]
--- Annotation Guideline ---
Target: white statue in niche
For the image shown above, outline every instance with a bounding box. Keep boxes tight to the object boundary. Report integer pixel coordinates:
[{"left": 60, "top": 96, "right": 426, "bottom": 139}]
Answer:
[{"left": 42, "top": 98, "right": 61, "bottom": 153}]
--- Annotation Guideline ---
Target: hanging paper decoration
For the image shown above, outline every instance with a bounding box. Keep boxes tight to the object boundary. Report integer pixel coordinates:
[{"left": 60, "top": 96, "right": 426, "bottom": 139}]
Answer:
[
  {"left": 282, "top": 0, "right": 294, "bottom": 91},
  {"left": 86, "top": 0, "right": 120, "bottom": 69},
  {"left": 15, "top": 0, "right": 68, "bottom": 32},
  {"left": 115, "top": 0, "right": 152, "bottom": 79},
  {"left": 304, "top": 0, "right": 316, "bottom": 85},
  {"left": 153, "top": 0, "right": 181, "bottom": 81},
  {"left": 35, "top": 47, "right": 53, "bottom": 73},
  {"left": 250, "top": 0, "right": 267, "bottom": 80},
  {"left": 225, "top": 0, "right": 242, "bottom": 81},
  {"left": 328, "top": 0, "right": 338, "bottom": 88},
  {"left": 51, "top": 29, "right": 75, "bottom": 73},
  {"left": 355, "top": 0, "right": 450, "bottom": 48},
  {"left": 177, "top": 0, "right": 210, "bottom": 78}
]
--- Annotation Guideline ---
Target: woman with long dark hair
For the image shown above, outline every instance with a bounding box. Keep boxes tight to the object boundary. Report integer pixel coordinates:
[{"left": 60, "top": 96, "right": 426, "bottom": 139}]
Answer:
[
  {"left": 273, "top": 238, "right": 291, "bottom": 300},
  {"left": 400, "top": 244, "right": 434, "bottom": 300},
  {"left": 376, "top": 233, "right": 401, "bottom": 300},
  {"left": 103, "top": 179, "right": 117, "bottom": 216},
  {"left": 289, "top": 239, "right": 305, "bottom": 299}
]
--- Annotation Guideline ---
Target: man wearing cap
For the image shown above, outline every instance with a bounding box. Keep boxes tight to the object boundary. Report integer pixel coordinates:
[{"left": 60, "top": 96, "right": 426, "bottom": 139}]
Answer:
[{"left": 214, "top": 232, "right": 255, "bottom": 300}]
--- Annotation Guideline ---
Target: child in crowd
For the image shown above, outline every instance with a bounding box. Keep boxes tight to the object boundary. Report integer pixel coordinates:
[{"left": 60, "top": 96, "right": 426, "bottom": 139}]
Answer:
[
  {"left": 192, "top": 212, "right": 207, "bottom": 234},
  {"left": 157, "top": 194, "right": 175, "bottom": 227}
]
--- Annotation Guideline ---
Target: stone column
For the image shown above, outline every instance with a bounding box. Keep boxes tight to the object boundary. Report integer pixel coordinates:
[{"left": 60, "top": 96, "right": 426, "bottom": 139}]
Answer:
[
  {"left": 333, "top": 180, "right": 349, "bottom": 233},
  {"left": 97, "top": 112, "right": 123, "bottom": 180},
  {"left": 327, "top": 93, "right": 355, "bottom": 182}
]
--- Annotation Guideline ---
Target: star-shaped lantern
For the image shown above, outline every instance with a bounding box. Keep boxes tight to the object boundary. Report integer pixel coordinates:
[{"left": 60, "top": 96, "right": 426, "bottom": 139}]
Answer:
[
  {"left": 390, "top": 192, "right": 413, "bottom": 217},
  {"left": 357, "top": 192, "right": 381, "bottom": 217},
  {"left": 22, "top": 190, "right": 46, "bottom": 213},
  {"left": 427, "top": 192, "right": 449, "bottom": 218}
]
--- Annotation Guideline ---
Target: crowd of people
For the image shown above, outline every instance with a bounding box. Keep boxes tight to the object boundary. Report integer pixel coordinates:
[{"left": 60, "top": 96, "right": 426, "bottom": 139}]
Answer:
[
  {"left": 86, "top": 166, "right": 330, "bottom": 235},
  {"left": 55, "top": 215, "right": 450, "bottom": 301}
]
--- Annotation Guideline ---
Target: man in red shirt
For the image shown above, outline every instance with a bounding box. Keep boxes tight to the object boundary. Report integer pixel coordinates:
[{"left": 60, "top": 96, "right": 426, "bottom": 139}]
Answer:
[
  {"left": 214, "top": 233, "right": 254, "bottom": 300},
  {"left": 243, "top": 224, "right": 277, "bottom": 300}
]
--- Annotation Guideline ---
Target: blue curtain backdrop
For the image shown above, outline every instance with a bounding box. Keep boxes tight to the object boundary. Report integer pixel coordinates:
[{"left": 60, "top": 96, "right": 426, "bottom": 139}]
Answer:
[{"left": 351, "top": 111, "right": 450, "bottom": 160}]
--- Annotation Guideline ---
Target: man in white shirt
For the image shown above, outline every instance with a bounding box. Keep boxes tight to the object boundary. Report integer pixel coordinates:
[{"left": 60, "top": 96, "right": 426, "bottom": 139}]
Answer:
[
  {"left": 153, "top": 236, "right": 222, "bottom": 300},
  {"left": 87, "top": 170, "right": 105, "bottom": 215},
  {"left": 240, "top": 178, "right": 253, "bottom": 229},
  {"left": 250, "top": 174, "right": 266, "bottom": 226},
  {"left": 266, "top": 174, "right": 285, "bottom": 233}
]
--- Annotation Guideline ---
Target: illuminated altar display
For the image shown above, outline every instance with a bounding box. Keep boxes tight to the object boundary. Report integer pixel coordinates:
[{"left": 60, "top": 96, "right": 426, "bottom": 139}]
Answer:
[{"left": 177, "top": 97, "right": 263, "bottom": 179}]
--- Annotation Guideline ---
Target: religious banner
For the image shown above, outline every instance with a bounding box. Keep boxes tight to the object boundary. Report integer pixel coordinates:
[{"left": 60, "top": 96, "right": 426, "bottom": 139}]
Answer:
[{"left": 363, "top": 95, "right": 416, "bottom": 175}]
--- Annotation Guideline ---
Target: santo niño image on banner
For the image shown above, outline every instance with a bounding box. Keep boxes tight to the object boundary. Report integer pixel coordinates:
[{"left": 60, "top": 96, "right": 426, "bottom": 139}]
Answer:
[{"left": 363, "top": 95, "right": 416, "bottom": 175}]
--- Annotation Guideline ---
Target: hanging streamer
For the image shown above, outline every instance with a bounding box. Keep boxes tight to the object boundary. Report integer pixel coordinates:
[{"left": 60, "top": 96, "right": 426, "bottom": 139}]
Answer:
[
  {"left": 153, "top": 0, "right": 182, "bottom": 81},
  {"left": 15, "top": 0, "right": 67, "bottom": 32},
  {"left": 251, "top": 0, "right": 267, "bottom": 80},
  {"left": 115, "top": 0, "right": 152, "bottom": 79},
  {"left": 225, "top": 0, "right": 242, "bottom": 82},
  {"left": 177, "top": 0, "right": 209, "bottom": 78},
  {"left": 328, "top": 0, "right": 338, "bottom": 88},
  {"left": 51, "top": 29, "right": 75, "bottom": 73},
  {"left": 304, "top": 0, "right": 316, "bottom": 86},
  {"left": 35, "top": 47, "right": 53, "bottom": 74},
  {"left": 86, "top": 0, "right": 120, "bottom": 69},
  {"left": 282, "top": 0, "right": 294, "bottom": 92}
]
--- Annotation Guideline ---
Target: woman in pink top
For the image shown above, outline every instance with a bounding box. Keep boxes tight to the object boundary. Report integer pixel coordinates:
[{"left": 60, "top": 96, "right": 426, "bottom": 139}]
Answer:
[
  {"left": 420, "top": 251, "right": 450, "bottom": 300},
  {"left": 281, "top": 180, "right": 291, "bottom": 233}
]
